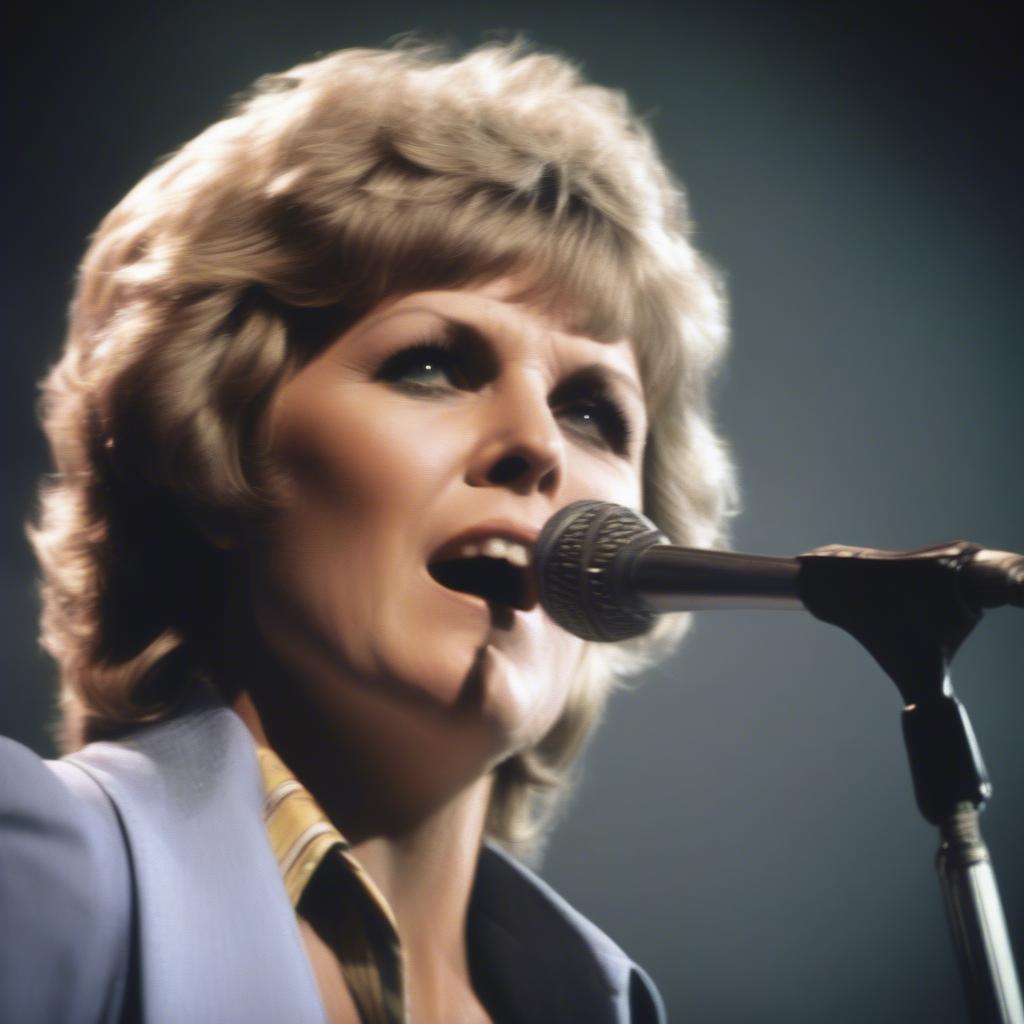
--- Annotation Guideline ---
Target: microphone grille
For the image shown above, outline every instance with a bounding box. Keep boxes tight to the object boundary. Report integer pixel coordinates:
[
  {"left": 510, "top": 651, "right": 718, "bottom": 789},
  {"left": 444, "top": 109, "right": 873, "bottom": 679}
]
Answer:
[{"left": 534, "top": 500, "right": 665, "bottom": 641}]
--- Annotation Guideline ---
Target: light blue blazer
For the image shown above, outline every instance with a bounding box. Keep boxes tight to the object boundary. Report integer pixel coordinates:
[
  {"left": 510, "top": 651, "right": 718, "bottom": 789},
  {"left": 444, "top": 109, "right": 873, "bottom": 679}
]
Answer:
[{"left": 0, "top": 688, "right": 665, "bottom": 1023}]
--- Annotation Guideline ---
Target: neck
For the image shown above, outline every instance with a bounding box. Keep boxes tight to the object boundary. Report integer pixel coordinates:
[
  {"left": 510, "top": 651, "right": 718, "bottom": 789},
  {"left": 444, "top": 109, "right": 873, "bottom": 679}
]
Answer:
[
  {"left": 232, "top": 685, "right": 495, "bottom": 1022},
  {"left": 351, "top": 778, "right": 493, "bottom": 1019}
]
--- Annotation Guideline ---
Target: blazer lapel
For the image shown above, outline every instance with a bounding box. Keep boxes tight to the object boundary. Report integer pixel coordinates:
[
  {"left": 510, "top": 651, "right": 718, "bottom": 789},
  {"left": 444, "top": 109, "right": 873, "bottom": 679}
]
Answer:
[
  {"left": 67, "top": 689, "right": 326, "bottom": 1024},
  {"left": 470, "top": 844, "right": 666, "bottom": 1024}
]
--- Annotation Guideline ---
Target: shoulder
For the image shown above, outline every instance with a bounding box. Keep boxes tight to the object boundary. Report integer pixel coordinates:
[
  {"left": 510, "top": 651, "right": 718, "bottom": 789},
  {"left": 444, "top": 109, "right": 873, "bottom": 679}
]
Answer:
[
  {"left": 53, "top": 694, "right": 324, "bottom": 1023},
  {"left": 0, "top": 736, "right": 133, "bottom": 1023},
  {"left": 472, "top": 843, "right": 666, "bottom": 1024}
]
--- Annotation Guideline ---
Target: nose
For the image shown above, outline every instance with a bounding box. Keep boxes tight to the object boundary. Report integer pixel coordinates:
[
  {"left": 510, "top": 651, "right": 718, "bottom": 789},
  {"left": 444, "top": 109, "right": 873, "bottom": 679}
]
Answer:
[{"left": 466, "top": 379, "right": 564, "bottom": 496}]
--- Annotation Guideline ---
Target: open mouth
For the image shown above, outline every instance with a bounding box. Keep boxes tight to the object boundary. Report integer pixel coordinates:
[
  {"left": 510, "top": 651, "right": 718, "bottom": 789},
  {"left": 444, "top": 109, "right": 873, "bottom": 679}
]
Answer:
[{"left": 428, "top": 536, "right": 537, "bottom": 612}]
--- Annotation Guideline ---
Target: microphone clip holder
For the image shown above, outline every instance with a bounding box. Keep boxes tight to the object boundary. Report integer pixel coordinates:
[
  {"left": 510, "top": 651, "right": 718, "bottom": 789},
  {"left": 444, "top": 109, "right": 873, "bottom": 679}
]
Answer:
[{"left": 797, "top": 542, "right": 1022, "bottom": 1023}]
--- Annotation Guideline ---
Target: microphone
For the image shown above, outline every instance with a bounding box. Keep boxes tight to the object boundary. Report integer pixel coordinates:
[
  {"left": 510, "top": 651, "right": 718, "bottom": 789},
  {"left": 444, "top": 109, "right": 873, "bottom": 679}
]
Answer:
[{"left": 533, "top": 500, "right": 1024, "bottom": 642}]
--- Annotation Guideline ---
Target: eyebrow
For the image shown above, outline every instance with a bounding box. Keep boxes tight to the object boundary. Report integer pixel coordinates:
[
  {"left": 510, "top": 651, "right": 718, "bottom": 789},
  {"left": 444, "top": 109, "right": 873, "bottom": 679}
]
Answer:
[
  {"left": 584, "top": 363, "right": 645, "bottom": 404},
  {"left": 372, "top": 306, "right": 646, "bottom": 403}
]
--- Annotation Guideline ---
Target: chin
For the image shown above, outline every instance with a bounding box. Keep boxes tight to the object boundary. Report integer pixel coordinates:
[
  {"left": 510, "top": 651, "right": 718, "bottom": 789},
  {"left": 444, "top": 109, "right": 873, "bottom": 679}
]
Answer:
[
  {"left": 259, "top": 589, "right": 572, "bottom": 774},
  {"left": 379, "top": 639, "right": 558, "bottom": 762},
  {"left": 471, "top": 643, "right": 569, "bottom": 755}
]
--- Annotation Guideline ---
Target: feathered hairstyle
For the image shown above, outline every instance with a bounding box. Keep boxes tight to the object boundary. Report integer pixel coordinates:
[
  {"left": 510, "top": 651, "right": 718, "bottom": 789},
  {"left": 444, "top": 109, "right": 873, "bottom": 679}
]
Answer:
[{"left": 31, "top": 41, "right": 736, "bottom": 855}]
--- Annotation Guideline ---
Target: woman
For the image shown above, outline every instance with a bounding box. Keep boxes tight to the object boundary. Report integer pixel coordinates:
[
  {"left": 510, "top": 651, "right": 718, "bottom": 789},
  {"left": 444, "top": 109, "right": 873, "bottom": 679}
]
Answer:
[{"left": 2, "top": 41, "right": 734, "bottom": 1023}]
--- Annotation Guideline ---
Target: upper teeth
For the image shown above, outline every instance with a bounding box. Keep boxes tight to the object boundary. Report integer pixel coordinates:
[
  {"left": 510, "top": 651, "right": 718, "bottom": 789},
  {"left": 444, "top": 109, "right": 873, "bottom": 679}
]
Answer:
[{"left": 457, "top": 537, "right": 530, "bottom": 567}]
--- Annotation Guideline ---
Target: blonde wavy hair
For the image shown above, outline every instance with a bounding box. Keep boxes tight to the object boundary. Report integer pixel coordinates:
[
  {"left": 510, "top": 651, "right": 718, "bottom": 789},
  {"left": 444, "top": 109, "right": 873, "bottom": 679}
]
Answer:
[{"left": 31, "top": 41, "right": 736, "bottom": 855}]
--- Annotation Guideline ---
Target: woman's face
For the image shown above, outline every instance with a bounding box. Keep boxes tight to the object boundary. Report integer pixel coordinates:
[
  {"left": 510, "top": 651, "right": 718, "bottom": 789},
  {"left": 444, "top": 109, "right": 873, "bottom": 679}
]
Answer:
[{"left": 247, "top": 278, "right": 646, "bottom": 772}]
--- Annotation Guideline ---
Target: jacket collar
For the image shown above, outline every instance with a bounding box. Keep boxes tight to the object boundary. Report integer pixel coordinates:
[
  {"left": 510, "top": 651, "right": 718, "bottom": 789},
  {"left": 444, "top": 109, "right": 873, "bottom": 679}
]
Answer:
[{"left": 68, "top": 685, "right": 663, "bottom": 1023}]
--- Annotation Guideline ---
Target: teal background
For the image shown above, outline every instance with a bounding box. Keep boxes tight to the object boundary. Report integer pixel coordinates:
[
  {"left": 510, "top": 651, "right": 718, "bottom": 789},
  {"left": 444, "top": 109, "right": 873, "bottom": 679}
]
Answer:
[{"left": 5, "top": 4, "right": 1022, "bottom": 1020}]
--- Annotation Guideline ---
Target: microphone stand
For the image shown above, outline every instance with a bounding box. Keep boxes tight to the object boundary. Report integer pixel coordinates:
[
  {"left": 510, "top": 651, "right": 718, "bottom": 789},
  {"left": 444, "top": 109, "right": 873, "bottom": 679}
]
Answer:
[{"left": 797, "top": 543, "right": 1023, "bottom": 1024}]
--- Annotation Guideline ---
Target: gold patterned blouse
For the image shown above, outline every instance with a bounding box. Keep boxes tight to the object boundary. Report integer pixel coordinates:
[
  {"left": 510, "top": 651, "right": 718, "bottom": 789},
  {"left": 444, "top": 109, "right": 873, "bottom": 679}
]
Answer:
[{"left": 256, "top": 745, "right": 407, "bottom": 1024}]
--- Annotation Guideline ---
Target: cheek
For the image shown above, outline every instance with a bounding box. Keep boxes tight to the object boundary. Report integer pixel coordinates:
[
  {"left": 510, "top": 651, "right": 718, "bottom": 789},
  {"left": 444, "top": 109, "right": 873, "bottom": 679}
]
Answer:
[
  {"left": 276, "top": 404, "right": 394, "bottom": 510},
  {"left": 276, "top": 387, "right": 473, "bottom": 522},
  {"left": 562, "top": 452, "right": 644, "bottom": 511},
  {"left": 251, "top": 397, "right": 483, "bottom": 696}
]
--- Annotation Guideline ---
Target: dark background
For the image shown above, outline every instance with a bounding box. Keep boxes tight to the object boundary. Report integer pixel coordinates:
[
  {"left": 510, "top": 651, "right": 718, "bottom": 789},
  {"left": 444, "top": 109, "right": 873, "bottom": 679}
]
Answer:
[{"left": 5, "top": 3, "right": 1022, "bottom": 1022}]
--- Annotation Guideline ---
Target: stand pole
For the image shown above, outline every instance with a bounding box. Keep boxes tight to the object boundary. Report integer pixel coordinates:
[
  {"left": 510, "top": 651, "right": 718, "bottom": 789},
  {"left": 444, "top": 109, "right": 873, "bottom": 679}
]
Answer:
[
  {"left": 900, "top": 689, "right": 1023, "bottom": 1024},
  {"left": 937, "top": 805, "right": 1023, "bottom": 1023}
]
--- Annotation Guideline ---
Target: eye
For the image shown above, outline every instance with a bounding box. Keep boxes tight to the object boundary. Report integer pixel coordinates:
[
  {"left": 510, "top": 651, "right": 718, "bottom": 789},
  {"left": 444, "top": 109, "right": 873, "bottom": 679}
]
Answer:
[
  {"left": 557, "top": 395, "right": 633, "bottom": 455},
  {"left": 376, "top": 341, "right": 467, "bottom": 394}
]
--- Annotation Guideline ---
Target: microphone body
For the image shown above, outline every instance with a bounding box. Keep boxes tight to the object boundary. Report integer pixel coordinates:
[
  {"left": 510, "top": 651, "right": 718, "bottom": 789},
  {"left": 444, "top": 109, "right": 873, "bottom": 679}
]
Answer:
[
  {"left": 624, "top": 545, "right": 802, "bottom": 612},
  {"left": 534, "top": 500, "right": 1023, "bottom": 642}
]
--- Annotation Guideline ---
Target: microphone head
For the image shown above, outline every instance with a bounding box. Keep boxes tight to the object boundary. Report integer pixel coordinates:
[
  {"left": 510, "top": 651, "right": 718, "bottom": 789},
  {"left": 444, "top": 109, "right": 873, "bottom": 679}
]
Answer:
[{"left": 534, "top": 500, "right": 666, "bottom": 642}]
